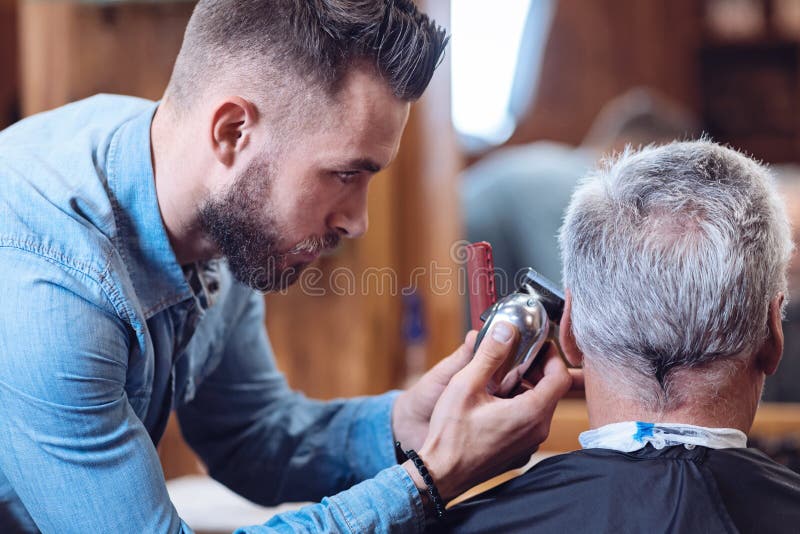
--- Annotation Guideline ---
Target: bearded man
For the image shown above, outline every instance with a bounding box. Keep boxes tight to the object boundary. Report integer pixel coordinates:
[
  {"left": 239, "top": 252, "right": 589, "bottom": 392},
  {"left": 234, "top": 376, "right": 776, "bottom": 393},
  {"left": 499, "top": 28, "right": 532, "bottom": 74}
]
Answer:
[{"left": 0, "top": 1, "right": 572, "bottom": 532}]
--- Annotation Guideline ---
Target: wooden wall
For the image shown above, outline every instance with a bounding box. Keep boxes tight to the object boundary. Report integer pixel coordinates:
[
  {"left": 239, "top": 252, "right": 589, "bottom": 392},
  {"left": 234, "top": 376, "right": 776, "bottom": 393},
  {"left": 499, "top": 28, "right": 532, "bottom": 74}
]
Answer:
[
  {"left": 510, "top": 0, "right": 703, "bottom": 147},
  {"left": 396, "top": 0, "right": 465, "bottom": 371},
  {"left": 0, "top": 0, "right": 18, "bottom": 128},
  {"left": 18, "top": 0, "right": 193, "bottom": 115}
]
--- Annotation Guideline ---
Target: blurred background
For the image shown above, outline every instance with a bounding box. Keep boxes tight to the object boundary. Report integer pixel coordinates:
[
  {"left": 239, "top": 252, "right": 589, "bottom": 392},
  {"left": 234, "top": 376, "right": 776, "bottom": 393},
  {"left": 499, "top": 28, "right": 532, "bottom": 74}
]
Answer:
[{"left": 2, "top": 0, "right": 800, "bottom": 527}]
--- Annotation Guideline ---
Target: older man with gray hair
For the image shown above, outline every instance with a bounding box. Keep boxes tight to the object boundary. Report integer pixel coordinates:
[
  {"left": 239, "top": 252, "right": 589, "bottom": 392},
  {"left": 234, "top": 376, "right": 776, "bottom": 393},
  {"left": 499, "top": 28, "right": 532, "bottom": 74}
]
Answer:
[{"left": 443, "top": 140, "right": 800, "bottom": 533}]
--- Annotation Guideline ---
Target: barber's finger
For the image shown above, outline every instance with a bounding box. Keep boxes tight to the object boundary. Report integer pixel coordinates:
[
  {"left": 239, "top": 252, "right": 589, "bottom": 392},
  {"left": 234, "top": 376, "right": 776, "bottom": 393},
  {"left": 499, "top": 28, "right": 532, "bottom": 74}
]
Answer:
[
  {"left": 451, "top": 331, "right": 479, "bottom": 366},
  {"left": 463, "top": 321, "right": 518, "bottom": 383},
  {"left": 568, "top": 368, "right": 585, "bottom": 391},
  {"left": 522, "top": 363, "right": 545, "bottom": 386},
  {"left": 561, "top": 368, "right": 586, "bottom": 398},
  {"left": 464, "top": 329, "right": 478, "bottom": 348},
  {"left": 520, "top": 340, "right": 559, "bottom": 386},
  {"left": 539, "top": 342, "right": 569, "bottom": 376},
  {"left": 424, "top": 331, "right": 481, "bottom": 385},
  {"left": 513, "top": 353, "right": 571, "bottom": 410},
  {"left": 430, "top": 344, "right": 472, "bottom": 383}
]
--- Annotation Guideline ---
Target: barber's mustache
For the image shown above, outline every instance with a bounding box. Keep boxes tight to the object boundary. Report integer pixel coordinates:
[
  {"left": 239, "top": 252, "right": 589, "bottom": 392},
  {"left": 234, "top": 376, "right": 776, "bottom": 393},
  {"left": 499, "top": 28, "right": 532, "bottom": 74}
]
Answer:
[{"left": 286, "top": 231, "right": 341, "bottom": 255}]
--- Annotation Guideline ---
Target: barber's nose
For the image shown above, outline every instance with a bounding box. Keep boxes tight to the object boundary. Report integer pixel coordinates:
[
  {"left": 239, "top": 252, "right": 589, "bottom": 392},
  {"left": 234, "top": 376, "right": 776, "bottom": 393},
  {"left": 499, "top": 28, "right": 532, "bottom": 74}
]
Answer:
[{"left": 329, "top": 195, "right": 369, "bottom": 239}]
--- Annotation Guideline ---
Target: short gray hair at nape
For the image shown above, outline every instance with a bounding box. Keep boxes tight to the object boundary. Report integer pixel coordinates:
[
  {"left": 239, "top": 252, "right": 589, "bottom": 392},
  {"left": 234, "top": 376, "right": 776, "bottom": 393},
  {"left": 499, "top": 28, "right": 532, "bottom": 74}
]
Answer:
[{"left": 559, "top": 140, "right": 794, "bottom": 410}]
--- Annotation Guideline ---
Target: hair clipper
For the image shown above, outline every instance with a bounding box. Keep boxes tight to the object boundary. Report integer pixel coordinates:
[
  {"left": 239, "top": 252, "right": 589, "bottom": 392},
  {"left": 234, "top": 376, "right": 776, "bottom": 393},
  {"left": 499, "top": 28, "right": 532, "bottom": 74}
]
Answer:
[{"left": 466, "top": 242, "right": 565, "bottom": 396}]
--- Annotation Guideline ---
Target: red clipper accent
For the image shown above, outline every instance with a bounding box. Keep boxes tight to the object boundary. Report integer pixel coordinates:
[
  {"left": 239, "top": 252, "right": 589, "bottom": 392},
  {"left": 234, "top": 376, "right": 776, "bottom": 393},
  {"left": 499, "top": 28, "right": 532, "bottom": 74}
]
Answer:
[{"left": 465, "top": 241, "right": 497, "bottom": 330}]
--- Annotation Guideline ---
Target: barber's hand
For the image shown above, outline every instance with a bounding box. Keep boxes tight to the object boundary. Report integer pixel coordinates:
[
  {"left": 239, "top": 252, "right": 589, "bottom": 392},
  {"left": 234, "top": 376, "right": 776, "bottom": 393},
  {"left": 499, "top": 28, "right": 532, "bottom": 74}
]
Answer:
[
  {"left": 392, "top": 330, "right": 479, "bottom": 452},
  {"left": 404, "top": 322, "right": 571, "bottom": 502},
  {"left": 519, "top": 340, "right": 585, "bottom": 397}
]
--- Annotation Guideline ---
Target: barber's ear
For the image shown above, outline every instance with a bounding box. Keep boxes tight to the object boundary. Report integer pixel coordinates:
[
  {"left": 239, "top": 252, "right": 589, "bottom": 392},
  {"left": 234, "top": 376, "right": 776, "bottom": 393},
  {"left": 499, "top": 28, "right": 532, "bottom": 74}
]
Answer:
[
  {"left": 559, "top": 289, "right": 584, "bottom": 368},
  {"left": 757, "top": 293, "right": 784, "bottom": 376},
  {"left": 210, "top": 97, "right": 257, "bottom": 167}
]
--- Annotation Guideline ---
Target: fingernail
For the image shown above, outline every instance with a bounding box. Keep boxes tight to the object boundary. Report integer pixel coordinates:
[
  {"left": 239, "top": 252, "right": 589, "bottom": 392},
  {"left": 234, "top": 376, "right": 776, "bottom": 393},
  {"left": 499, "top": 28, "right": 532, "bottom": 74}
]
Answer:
[{"left": 492, "top": 322, "right": 513, "bottom": 343}]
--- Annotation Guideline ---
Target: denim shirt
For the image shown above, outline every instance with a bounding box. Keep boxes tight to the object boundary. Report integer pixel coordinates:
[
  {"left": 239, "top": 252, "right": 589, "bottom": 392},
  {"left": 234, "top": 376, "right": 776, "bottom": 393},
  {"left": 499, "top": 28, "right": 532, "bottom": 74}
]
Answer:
[{"left": 0, "top": 95, "right": 424, "bottom": 533}]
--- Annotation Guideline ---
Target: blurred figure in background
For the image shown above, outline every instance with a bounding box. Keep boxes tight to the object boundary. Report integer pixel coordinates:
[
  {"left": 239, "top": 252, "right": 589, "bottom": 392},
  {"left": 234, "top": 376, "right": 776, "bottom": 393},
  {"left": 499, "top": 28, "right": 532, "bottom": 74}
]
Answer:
[{"left": 461, "top": 87, "right": 698, "bottom": 293}]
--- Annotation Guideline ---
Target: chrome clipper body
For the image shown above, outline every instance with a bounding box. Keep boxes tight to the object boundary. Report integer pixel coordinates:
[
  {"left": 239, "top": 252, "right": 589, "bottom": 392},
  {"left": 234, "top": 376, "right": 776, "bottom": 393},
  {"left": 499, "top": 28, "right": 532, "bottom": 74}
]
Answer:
[{"left": 475, "top": 268, "right": 565, "bottom": 396}]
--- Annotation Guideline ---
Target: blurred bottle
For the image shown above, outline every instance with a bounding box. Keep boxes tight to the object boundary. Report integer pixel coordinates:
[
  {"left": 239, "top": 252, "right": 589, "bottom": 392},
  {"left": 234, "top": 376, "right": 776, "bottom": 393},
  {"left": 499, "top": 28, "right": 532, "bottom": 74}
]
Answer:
[{"left": 401, "top": 291, "right": 428, "bottom": 388}]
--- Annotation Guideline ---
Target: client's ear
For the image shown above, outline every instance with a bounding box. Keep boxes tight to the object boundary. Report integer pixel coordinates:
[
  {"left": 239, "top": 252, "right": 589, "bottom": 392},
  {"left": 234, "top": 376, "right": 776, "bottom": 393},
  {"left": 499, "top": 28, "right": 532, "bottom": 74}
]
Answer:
[
  {"left": 559, "top": 289, "right": 584, "bottom": 367},
  {"left": 757, "top": 293, "right": 784, "bottom": 376}
]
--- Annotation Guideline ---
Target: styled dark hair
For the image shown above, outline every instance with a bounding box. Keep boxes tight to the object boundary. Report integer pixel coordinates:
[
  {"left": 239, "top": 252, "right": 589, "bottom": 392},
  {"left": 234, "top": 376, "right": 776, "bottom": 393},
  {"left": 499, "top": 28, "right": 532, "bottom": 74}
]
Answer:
[{"left": 167, "top": 0, "right": 448, "bottom": 108}]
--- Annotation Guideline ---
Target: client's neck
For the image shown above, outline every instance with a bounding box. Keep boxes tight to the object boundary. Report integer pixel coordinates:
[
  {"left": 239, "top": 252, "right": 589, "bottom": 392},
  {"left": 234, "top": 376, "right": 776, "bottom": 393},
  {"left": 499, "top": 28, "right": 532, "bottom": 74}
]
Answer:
[{"left": 584, "top": 360, "right": 764, "bottom": 434}]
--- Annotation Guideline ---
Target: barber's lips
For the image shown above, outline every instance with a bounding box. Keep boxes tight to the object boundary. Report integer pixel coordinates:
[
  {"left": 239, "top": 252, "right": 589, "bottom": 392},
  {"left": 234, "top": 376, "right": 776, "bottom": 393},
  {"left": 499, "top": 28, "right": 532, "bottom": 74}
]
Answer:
[
  {"left": 293, "top": 250, "right": 321, "bottom": 263},
  {"left": 290, "top": 242, "right": 340, "bottom": 263}
]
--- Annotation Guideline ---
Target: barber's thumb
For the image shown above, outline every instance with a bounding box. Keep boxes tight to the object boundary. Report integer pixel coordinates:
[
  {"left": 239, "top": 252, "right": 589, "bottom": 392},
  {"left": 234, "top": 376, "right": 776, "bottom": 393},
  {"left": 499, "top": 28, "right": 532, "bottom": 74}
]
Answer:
[{"left": 470, "top": 321, "right": 517, "bottom": 381}]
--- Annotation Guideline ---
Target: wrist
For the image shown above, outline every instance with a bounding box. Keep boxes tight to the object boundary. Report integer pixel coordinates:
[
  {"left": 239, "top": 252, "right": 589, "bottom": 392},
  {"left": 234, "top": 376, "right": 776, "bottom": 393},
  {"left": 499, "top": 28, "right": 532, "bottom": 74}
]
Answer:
[
  {"left": 391, "top": 391, "right": 417, "bottom": 450},
  {"left": 398, "top": 445, "right": 448, "bottom": 521},
  {"left": 402, "top": 459, "right": 433, "bottom": 511},
  {"left": 417, "top": 443, "right": 459, "bottom": 502}
]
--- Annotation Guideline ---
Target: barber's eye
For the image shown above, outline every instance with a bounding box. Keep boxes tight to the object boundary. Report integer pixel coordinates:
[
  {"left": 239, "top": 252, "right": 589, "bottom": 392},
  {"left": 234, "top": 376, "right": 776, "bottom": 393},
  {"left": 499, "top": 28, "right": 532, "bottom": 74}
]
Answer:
[{"left": 335, "top": 171, "right": 359, "bottom": 184}]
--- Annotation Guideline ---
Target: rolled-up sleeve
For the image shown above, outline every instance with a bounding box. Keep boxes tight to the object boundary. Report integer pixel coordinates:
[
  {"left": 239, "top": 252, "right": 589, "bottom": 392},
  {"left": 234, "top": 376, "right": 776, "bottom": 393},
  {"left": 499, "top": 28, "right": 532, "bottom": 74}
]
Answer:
[
  {"left": 236, "top": 465, "right": 425, "bottom": 533},
  {"left": 177, "top": 290, "right": 425, "bottom": 531}
]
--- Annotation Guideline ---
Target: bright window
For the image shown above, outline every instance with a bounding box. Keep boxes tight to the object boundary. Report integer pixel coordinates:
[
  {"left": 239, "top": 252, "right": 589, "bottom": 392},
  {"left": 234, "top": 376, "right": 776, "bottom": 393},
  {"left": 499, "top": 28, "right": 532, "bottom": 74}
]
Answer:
[{"left": 451, "top": 0, "right": 552, "bottom": 150}]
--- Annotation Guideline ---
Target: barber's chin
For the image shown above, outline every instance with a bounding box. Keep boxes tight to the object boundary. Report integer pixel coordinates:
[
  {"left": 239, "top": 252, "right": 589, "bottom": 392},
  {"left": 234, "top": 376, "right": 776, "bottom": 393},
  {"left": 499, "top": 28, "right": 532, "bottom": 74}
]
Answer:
[
  {"left": 288, "top": 251, "right": 320, "bottom": 264},
  {"left": 275, "top": 254, "right": 316, "bottom": 280},
  {"left": 273, "top": 259, "right": 313, "bottom": 289}
]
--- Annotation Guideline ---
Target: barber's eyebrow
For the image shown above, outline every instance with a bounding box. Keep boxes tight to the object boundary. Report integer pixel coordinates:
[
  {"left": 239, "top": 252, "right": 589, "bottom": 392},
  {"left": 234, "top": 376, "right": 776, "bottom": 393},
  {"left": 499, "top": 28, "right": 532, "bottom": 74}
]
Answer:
[{"left": 342, "top": 158, "right": 382, "bottom": 173}]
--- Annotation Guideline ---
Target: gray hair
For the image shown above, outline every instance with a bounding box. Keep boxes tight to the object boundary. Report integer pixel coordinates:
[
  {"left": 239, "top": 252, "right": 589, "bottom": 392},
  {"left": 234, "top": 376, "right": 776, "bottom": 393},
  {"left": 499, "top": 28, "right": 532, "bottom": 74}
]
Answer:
[{"left": 559, "top": 140, "right": 793, "bottom": 409}]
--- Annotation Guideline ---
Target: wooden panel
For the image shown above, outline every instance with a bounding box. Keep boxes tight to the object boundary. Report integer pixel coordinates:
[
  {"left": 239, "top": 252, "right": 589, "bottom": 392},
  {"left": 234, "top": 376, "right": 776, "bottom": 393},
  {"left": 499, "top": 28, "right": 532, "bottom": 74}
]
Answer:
[
  {"left": 751, "top": 402, "right": 800, "bottom": 437},
  {"left": 700, "top": 41, "right": 800, "bottom": 162},
  {"left": 394, "top": 0, "right": 465, "bottom": 369},
  {"left": 19, "top": 0, "right": 194, "bottom": 115},
  {"left": 510, "top": 0, "right": 703, "bottom": 147},
  {"left": 0, "top": 0, "right": 19, "bottom": 127}
]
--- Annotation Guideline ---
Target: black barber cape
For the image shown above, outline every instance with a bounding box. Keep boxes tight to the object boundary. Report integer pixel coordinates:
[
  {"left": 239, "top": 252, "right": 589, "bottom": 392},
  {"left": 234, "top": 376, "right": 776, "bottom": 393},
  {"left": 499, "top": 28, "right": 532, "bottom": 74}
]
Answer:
[{"left": 437, "top": 445, "right": 800, "bottom": 534}]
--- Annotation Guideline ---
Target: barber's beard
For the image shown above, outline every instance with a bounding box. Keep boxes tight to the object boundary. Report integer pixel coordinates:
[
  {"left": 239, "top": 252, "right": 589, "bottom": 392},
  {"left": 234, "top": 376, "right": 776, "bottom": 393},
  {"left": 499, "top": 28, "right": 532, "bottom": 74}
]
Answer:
[{"left": 198, "top": 161, "right": 339, "bottom": 292}]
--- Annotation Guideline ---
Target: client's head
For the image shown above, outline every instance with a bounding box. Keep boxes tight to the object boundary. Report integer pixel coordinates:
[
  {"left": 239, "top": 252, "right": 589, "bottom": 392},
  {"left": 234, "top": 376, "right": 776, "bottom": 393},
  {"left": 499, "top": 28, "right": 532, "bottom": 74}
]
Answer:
[{"left": 558, "top": 140, "right": 794, "bottom": 429}]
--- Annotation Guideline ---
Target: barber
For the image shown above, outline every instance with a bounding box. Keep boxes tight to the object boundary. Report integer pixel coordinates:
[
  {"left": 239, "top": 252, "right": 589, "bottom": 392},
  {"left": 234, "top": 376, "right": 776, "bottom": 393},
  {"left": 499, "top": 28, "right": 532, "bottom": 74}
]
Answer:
[{"left": 0, "top": 1, "right": 572, "bottom": 532}]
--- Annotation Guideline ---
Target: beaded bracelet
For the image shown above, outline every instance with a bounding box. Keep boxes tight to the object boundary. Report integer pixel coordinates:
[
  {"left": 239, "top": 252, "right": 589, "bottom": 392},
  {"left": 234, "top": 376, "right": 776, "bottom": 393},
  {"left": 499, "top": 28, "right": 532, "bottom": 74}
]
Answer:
[{"left": 395, "top": 441, "right": 447, "bottom": 520}]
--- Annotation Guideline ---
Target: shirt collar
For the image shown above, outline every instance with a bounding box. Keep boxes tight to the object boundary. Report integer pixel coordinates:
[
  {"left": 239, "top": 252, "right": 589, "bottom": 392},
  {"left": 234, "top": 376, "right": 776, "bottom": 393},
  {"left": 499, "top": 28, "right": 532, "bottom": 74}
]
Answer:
[
  {"left": 105, "top": 102, "right": 193, "bottom": 318},
  {"left": 579, "top": 421, "right": 748, "bottom": 453}
]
